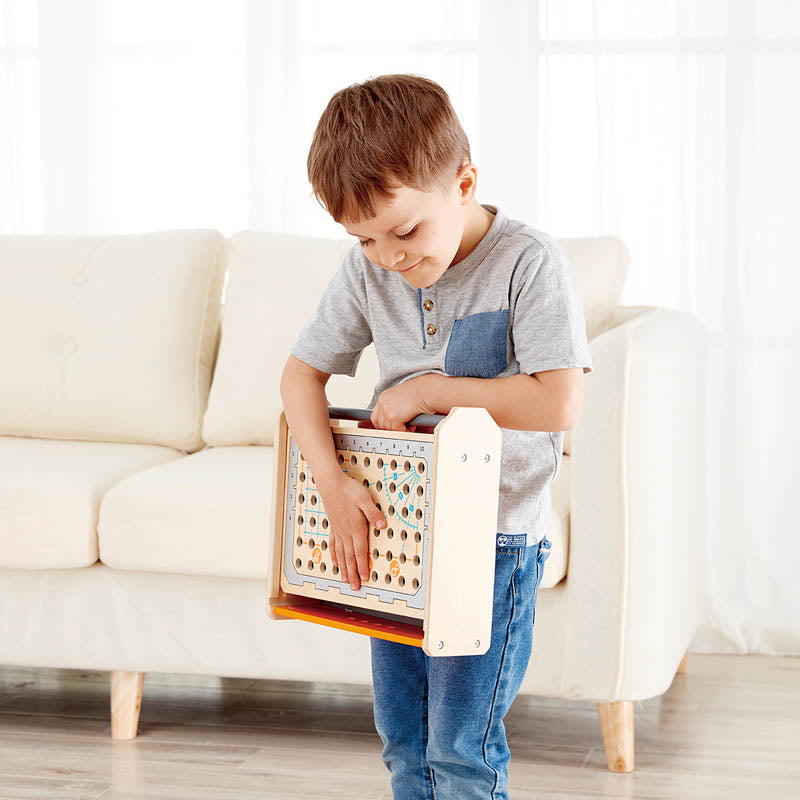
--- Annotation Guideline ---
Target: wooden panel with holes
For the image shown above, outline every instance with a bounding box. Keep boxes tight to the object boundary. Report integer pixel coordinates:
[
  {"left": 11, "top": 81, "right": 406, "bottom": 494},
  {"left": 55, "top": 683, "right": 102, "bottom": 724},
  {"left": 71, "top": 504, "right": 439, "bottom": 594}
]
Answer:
[{"left": 267, "top": 407, "right": 502, "bottom": 656}]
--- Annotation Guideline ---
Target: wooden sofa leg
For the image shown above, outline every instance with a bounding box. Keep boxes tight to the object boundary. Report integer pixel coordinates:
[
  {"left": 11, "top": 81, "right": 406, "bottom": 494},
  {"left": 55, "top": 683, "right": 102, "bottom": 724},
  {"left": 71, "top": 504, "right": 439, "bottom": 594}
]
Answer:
[
  {"left": 676, "top": 649, "right": 689, "bottom": 675},
  {"left": 596, "top": 700, "right": 634, "bottom": 772},
  {"left": 110, "top": 670, "right": 144, "bottom": 740}
]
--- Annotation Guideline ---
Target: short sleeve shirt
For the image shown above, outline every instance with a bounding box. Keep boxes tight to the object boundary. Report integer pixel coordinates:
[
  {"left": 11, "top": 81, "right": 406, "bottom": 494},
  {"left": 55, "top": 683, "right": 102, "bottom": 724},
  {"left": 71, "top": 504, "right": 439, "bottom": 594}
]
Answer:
[{"left": 290, "top": 203, "right": 593, "bottom": 546}]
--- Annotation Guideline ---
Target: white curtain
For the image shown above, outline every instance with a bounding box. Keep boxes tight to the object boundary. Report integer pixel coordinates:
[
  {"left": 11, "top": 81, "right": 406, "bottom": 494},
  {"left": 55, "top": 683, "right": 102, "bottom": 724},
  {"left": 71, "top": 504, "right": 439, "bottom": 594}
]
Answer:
[{"left": 1, "top": 0, "right": 798, "bottom": 654}]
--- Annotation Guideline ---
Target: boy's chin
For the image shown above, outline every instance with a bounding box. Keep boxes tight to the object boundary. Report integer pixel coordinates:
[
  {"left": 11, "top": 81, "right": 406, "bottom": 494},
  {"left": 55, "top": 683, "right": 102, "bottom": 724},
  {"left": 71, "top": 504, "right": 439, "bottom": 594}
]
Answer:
[
  {"left": 405, "top": 276, "right": 436, "bottom": 289},
  {"left": 403, "top": 264, "right": 442, "bottom": 288}
]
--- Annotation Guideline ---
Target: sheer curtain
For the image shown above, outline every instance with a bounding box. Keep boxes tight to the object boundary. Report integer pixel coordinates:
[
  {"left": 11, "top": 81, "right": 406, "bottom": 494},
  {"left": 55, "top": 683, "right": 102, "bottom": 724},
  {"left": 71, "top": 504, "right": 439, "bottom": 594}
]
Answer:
[{"left": 1, "top": 0, "right": 798, "bottom": 653}]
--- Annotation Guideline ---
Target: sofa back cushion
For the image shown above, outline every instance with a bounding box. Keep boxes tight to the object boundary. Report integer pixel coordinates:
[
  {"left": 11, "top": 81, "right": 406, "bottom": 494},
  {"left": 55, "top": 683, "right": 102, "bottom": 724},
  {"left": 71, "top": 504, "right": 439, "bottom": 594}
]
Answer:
[
  {"left": 0, "top": 230, "right": 226, "bottom": 452},
  {"left": 203, "top": 231, "right": 380, "bottom": 446},
  {"left": 559, "top": 236, "right": 630, "bottom": 342},
  {"left": 204, "top": 231, "right": 629, "bottom": 446}
]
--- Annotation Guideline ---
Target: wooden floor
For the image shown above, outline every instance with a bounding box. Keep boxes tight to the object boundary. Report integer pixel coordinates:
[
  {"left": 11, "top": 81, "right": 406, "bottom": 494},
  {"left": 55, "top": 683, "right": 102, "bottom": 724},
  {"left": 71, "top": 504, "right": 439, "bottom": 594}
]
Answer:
[{"left": 0, "top": 654, "right": 798, "bottom": 799}]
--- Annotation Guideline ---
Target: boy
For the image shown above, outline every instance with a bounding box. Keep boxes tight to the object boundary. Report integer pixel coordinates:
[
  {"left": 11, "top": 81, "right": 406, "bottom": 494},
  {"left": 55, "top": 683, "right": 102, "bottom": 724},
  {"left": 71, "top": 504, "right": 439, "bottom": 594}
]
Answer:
[{"left": 280, "top": 74, "right": 592, "bottom": 800}]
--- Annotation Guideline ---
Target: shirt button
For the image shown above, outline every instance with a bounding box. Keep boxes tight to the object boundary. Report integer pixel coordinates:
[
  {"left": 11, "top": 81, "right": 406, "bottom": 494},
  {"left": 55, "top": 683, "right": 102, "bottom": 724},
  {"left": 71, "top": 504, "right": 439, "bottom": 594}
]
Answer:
[
  {"left": 426, "top": 324, "right": 437, "bottom": 336},
  {"left": 422, "top": 299, "right": 434, "bottom": 311}
]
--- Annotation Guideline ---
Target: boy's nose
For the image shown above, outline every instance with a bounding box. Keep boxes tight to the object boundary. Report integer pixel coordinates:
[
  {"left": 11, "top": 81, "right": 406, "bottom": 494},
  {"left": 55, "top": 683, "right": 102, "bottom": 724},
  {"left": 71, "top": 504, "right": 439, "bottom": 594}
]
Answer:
[{"left": 377, "top": 246, "right": 405, "bottom": 269}]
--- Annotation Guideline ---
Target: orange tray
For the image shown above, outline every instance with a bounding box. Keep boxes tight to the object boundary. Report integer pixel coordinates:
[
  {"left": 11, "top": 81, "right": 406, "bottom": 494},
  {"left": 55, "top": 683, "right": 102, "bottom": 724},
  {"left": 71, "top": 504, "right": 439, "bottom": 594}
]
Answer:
[{"left": 273, "top": 600, "right": 424, "bottom": 647}]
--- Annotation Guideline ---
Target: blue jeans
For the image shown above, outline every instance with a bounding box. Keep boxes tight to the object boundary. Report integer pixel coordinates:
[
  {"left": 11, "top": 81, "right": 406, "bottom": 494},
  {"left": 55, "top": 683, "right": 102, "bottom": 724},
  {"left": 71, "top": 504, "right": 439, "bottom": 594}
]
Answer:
[{"left": 370, "top": 535, "right": 552, "bottom": 800}]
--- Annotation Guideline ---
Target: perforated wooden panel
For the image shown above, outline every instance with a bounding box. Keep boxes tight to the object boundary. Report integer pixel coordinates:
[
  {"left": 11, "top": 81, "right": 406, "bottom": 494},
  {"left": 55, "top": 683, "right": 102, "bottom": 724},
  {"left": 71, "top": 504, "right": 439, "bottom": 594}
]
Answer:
[{"left": 280, "top": 427, "right": 434, "bottom": 615}]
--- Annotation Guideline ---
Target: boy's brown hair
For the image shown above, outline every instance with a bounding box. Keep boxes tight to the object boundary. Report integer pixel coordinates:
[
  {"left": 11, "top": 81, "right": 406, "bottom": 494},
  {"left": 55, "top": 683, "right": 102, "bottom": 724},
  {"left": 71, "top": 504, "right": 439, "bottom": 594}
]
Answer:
[{"left": 307, "top": 73, "right": 471, "bottom": 225}]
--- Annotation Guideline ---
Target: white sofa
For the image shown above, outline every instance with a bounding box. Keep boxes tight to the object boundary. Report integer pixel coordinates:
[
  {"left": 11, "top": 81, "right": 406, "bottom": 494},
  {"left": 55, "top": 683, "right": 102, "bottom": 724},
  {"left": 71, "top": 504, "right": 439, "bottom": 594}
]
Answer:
[{"left": 0, "top": 227, "right": 707, "bottom": 772}]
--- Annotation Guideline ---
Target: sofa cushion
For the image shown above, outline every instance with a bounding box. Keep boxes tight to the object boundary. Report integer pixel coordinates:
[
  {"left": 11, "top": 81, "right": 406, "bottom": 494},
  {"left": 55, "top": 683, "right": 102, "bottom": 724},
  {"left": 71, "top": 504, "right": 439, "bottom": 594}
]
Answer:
[
  {"left": 98, "top": 445, "right": 272, "bottom": 578},
  {"left": 0, "top": 230, "right": 226, "bottom": 452},
  {"left": 559, "top": 236, "right": 629, "bottom": 343},
  {"left": 560, "top": 237, "right": 630, "bottom": 457},
  {"left": 203, "top": 232, "right": 627, "bottom": 448},
  {"left": 98, "top": 444, "right": 571, "bottom": 585},
  {"left": 0, "top": 436, "right": 182, "bottom": 569},
  {"left": 202, "top": 231, "right": 380, "bottom": 447}
]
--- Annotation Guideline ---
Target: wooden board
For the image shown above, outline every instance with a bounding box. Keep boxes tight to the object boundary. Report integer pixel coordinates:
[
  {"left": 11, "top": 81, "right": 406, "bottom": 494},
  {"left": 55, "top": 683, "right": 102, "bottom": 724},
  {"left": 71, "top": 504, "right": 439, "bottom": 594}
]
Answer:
[
  {"left": 278, "top": 423, "right": 434, "bottom": 620},
  {"left": 268, "top": 407, "right": 502, "bottom": 656}
]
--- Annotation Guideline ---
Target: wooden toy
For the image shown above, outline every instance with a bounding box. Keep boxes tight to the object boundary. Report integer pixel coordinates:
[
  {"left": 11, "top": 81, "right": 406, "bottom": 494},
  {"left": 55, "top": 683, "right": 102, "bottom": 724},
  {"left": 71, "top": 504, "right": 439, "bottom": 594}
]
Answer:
[{"left": 267, "top": 406, "right": 502, "bottom": 656}]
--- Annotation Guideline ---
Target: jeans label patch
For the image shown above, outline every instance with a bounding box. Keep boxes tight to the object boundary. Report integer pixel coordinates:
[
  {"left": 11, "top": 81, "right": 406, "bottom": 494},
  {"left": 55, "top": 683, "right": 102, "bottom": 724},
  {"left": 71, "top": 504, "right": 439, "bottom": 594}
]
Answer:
[{"left": 496, "top": 533, "right": 527, "bottom": 548}]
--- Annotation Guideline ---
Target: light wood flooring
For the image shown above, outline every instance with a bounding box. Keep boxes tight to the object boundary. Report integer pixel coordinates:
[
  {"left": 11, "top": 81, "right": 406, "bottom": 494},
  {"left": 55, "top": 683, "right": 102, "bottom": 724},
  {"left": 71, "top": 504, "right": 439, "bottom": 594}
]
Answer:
[{"left": 0, "top": 653, "right": 798, "bottom": 799}]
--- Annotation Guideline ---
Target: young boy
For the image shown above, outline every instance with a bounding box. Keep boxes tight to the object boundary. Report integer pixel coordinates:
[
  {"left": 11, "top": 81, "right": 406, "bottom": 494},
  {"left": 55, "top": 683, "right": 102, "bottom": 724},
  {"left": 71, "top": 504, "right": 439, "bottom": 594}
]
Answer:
[{"left": 280, "top": 74, "right": 593, "bottom": 800}]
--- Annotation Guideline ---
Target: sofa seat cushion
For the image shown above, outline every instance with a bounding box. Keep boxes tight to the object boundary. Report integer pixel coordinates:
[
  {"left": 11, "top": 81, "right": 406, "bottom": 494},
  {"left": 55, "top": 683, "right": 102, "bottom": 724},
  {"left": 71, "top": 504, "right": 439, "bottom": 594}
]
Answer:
[
  {"left": 0, "top": 436, "right": 182, "bottom": 569},
  {"left": 98, "top": 445, "right": 272, "bottom": 578},
  {"left": 542, "top": 453, "right": 570, "bottom": 589}
]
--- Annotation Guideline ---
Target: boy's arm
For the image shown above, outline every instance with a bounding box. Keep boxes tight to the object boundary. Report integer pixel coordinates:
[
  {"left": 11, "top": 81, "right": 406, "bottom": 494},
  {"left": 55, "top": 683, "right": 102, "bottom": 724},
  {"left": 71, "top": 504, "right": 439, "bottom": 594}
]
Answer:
[
  {"left": 459, "top": 238, "right": 589, "bottom": 431},
  {"left": 421, "top": 367, "right": 584, "bottom": 432},
  {"left": 279, "top": 355, "right": 345, "bottom": 489},
  {"left": 279, "top": 355, "right": 387, "bottom": 591}
]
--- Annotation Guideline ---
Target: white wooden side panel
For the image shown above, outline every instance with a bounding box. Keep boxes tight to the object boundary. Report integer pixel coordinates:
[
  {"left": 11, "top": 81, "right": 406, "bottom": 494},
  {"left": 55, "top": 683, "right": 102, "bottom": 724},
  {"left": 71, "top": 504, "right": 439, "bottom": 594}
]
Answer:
[{"left": 423, "top": 407, "right": 502, "bottom": 656}]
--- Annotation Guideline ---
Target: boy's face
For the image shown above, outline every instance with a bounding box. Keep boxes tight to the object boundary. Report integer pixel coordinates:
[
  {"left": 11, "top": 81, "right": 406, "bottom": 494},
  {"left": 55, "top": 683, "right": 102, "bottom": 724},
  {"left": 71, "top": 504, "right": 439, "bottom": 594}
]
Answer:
[{"left": 341, "top": 165, "right": 483, "bottom": 290}]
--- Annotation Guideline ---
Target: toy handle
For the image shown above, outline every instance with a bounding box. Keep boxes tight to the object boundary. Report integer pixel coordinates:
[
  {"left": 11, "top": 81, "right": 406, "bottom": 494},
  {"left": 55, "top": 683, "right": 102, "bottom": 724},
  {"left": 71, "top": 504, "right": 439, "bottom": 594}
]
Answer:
[{"left": 327, "top": 406, "right": 446, "bottom": 428}]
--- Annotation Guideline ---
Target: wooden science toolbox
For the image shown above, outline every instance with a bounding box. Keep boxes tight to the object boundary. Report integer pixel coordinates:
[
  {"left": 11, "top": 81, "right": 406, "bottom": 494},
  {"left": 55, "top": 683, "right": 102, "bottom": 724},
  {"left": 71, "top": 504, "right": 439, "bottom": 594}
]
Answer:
[{"left": 267, "top": 405, "right": 502, "bottom": 656}]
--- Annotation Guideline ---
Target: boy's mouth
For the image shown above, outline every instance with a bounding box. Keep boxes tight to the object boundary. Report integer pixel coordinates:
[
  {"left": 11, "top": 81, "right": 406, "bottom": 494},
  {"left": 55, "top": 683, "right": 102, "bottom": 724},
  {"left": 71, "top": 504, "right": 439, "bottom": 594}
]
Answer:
[{"left": 399, "top": 259, "right": 423, "bottom": 273}]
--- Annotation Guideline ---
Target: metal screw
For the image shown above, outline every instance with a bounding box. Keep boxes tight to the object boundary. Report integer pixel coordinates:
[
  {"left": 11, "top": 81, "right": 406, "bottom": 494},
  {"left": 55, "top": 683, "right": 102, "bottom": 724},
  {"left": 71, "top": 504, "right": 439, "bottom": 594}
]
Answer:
[
  {"left": 484, "top": 454, "right": 490, "bottom": 462},
  {"left": 474, "top": 639, "right": 480, "bottom": 648},
  {"left": 460, "top": 453, "right": 467, "bottom": 462},
  {"left": 436, "top": 641, "right": 444, "bottom": 649}
]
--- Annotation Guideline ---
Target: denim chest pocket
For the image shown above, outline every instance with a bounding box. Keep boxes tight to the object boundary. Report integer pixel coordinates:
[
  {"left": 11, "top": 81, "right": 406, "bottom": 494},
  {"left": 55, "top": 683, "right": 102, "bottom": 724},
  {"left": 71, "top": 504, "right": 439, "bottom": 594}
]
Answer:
[{"left": 444, "top": 308, "right": 510, "bottom": 379}]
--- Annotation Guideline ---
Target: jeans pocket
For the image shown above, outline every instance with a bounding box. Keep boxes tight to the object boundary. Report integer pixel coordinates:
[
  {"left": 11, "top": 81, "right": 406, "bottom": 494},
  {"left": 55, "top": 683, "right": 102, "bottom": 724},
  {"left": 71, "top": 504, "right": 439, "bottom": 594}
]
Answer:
[
  {"left": 538, "top": 536, "right": 552, "bottom": 564},
  {"left": 444, "top": 308, "right": 509, "bottom": 378},
  {"left": 534, "top": 537, "right": 552, "bottom": 591}
]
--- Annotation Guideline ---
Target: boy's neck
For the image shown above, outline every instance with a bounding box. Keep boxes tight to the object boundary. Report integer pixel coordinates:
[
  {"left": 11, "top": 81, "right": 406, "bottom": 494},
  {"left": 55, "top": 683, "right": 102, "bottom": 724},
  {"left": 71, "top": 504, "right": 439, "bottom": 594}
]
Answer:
[{"left": 450, "top": 202, "right": 496, "bottom": 267}]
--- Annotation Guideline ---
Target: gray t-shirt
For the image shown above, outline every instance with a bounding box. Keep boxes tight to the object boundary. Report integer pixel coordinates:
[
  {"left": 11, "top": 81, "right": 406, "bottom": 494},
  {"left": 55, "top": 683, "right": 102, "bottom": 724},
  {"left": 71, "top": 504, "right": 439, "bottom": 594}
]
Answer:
[{"left": 290, "top": 203, "right": 593, "bottom": 546}]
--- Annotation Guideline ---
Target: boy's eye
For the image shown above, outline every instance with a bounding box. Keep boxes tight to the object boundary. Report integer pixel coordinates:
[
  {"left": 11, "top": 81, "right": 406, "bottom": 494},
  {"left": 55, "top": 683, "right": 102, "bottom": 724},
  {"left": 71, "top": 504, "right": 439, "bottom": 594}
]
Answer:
[{"left": 359, "top": 226, "right": 418, "bottom": 246}]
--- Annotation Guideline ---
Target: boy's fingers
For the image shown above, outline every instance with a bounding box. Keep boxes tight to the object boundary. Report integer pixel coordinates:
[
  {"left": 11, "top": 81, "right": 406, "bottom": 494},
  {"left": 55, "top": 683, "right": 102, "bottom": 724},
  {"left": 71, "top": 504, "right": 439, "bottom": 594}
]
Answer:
[
  {"left": 344, "top": 540, "right": 360, "bottom": 590},
  {"left": 334, "top": 537, "right": 347, "bottom": 582},
  {"left": 364, "top": 505, "right": 386, "bottom": 533},
  {"left": 354, "top": 533, "right": 370, "bottom": 582}
]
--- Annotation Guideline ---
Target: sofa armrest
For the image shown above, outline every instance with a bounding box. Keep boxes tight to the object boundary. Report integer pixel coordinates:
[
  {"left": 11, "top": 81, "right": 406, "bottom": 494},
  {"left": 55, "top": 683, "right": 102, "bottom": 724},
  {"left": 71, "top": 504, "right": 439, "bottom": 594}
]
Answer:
[{"left": 563, "top": 305, "right": 708, "bottom": 701}]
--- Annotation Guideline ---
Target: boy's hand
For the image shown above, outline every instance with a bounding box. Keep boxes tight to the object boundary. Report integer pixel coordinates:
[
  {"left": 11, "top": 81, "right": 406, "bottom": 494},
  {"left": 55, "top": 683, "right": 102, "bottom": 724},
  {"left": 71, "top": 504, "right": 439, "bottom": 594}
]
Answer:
[
  {"left": 369, "top": 374, "right": 440, "bottom": 432},
  {"left": 317, "top": 472, "right": 387, "bottom": 591}
]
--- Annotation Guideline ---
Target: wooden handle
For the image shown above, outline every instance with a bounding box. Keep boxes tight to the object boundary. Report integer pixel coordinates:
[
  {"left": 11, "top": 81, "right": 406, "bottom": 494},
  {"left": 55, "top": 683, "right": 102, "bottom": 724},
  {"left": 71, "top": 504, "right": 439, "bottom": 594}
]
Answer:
[{"left": 327, "top": 406, "right": 446, "bottom": 428}]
